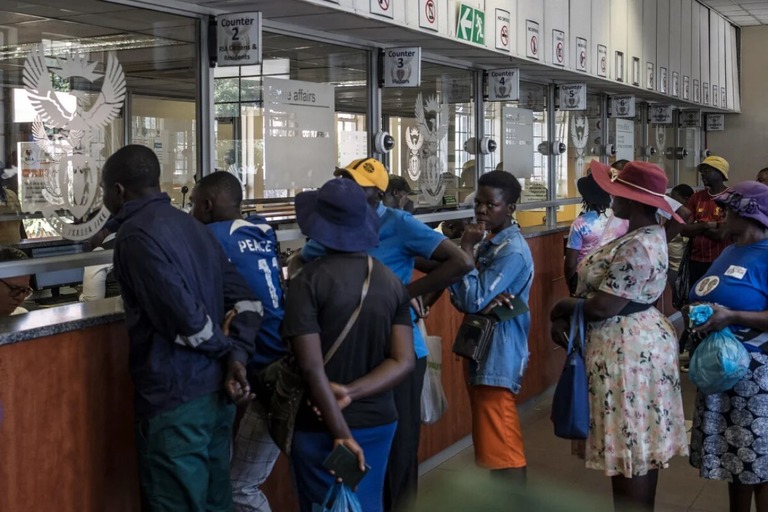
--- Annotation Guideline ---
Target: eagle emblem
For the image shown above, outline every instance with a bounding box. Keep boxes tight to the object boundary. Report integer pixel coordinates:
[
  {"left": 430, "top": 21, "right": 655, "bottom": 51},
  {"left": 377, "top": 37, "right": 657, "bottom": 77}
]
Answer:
[
  {"left": 414, "top": 93, "right": 449, "bottom": 204},
  {"left": 22, "top": 44, "right": 126, "bottom": 239}
]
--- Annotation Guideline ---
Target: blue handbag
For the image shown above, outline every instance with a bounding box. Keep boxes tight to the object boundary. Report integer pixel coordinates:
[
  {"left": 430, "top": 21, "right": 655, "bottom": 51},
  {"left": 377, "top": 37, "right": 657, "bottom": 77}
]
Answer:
[
  {"left": 551, "top": 300, "right": 590, "bottom": 440},
  {"left": 312, "top": 483, "right": 363, "bottom": 512}
]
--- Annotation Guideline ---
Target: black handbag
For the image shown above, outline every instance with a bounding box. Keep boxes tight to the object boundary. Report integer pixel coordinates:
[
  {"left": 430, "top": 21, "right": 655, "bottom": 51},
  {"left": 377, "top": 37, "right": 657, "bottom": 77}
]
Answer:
[
  {"left": 256, "top": 256, "right": 373, "bottom": 456},
  {"left": 451, "top": 275, "right": 532, "bottom": 363},
  {"left": 452, "top": 314, "right": 497, "bottom": 362},
  {"left": 672, "top": 240, "right": 693, "bottom": 310}
]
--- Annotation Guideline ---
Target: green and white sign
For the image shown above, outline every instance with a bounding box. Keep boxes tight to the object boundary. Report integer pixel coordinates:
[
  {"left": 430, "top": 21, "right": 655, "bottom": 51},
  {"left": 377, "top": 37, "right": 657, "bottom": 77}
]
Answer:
[{"left": 457, "top": 4, "right": 485, "bottom": 45}]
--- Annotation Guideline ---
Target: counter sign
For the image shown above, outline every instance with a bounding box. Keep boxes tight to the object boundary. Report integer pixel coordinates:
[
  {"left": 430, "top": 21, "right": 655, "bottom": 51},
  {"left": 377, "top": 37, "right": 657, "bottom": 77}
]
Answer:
[
  {"left": 216, "top": 12, "right": 262, "bottom": 66},
  {"left": 382, "top": 47, "right": 422, "bottom": 87}
]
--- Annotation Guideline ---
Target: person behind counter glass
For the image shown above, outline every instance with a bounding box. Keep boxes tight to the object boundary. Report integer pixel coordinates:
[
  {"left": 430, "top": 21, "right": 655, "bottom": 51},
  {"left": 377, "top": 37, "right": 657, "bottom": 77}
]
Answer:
[
  {"left": 448, "top": 170, "right": 535, "bottom": 489},
  {"left": 100, "top": 144, "right": 262, "bottom": 512},
  {"left": 79, "top": 218, "right": 120, "bottom": 302},
  {"left": 189, "top": 171, "right": 286, "bottom": 512},
  {"left": 383, "top": 175, "right": 415, "bottom": 213},
  {"left": 293, "top": 157, "right": 474, "bottom": 512},
  {"left": 0, "top": 247, "right": 32, "bottom": 315},
  {"left": 550, "top": 161, "right": 688, "bottom": 512}
]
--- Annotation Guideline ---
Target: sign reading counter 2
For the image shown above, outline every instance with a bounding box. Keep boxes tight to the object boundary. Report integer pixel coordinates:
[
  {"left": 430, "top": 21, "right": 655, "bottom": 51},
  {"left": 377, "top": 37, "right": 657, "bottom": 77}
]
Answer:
[
  {"left": 217, "top": 12, "right": 262, "bottom": 66},
  {"left": 382, "top": 47, "right": 422, "bottom": 87}
]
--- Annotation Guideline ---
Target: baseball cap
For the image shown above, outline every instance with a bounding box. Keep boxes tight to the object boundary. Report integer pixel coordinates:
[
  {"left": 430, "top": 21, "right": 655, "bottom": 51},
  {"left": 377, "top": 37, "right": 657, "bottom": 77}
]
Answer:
[
  {"left": 700, "top": 156, "right": 730, "bottom": 180},
  {"left": 334, "top": 158, "right": 389, "bottom": 192}
]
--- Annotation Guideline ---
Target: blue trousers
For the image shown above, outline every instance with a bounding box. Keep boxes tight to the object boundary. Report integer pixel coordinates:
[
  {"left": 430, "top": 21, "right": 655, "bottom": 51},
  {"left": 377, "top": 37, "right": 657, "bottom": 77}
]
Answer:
[{"left": 291, "top": 422, "right": 397, "bottom": 512}]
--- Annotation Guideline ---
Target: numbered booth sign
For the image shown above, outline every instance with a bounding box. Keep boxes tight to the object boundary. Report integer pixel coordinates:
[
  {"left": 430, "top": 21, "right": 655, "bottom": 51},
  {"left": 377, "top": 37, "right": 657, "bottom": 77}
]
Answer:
[
  {"left": 382, "top": 47, "right": 422, "bottom": 87},
  {"left": 487, "top": 68, "right": 520, "bottom": 101},
  {"left": 216, "top": 12, "right": 262, "bottom": 66}
]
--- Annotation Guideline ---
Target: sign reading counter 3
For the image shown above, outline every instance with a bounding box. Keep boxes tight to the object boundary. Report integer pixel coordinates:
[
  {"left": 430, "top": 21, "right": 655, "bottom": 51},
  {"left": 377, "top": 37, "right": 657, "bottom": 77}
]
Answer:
[
  {"left": 217, "top": 12, "right": 262, "bottom": 66},
  {"left": 383, "top": 47, "right": 421, "bottom": 87}
]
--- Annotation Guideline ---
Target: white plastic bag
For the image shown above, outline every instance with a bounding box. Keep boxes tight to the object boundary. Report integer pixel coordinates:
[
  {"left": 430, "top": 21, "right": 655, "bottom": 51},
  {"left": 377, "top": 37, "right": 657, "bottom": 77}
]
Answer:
[{"left": 419, "top": 320, "right": 448, "bottom": 424}]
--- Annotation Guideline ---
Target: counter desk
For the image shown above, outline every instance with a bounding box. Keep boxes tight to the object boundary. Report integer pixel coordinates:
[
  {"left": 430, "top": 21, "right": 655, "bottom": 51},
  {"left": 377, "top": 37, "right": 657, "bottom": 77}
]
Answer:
[{"left": 0, "top": 226, "right": 570, "bottom": 512}]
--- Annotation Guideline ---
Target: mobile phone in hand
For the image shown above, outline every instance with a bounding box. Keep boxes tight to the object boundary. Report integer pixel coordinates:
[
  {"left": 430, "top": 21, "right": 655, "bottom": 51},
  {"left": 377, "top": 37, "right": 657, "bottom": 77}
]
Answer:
[{"left": 322, "top": 444, "right": 370, "bottom": 489}]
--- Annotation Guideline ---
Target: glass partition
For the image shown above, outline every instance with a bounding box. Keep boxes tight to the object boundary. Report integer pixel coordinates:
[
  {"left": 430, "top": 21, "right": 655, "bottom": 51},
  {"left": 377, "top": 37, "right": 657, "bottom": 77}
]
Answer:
[
  {"left": 0, "top": 0, "right": 199, "bottom": 247},
  {"left": 382, "top": 62, "right": 474, "bottom": 209},
  {"left": 213, "top": 34, "right": 369, "bottom": 202},
  {"left": 555, "top": 94, "right": 602, "bottom": 225}
]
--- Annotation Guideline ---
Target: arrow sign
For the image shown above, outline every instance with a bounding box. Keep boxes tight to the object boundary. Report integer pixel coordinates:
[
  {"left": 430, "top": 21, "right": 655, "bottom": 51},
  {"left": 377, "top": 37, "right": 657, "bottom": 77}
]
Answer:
[{"left": 458, "top": 4, "right": 473, "bottom": 41}]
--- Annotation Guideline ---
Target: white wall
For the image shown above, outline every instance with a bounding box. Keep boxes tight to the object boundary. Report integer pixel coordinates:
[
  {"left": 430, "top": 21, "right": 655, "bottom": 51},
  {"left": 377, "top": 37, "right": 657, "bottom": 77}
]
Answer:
[{"left": 708, "top": 26, "right": 768, "bottom": 183}]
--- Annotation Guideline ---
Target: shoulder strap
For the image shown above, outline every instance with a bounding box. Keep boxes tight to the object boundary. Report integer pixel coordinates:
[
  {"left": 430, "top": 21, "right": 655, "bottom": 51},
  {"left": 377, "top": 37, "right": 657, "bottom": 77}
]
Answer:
[
  {"left": 323, "top": 255, "right": 373, "bottom": 365},
  {"left": 568, "top": 299, "right": 586, "bottom": 355}
]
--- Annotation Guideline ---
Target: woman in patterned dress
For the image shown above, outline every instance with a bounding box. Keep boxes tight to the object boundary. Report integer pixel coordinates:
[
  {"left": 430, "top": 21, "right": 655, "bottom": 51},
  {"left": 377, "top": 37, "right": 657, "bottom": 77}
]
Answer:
[
  {"left": 550, "top": 161, "right": 689, "bottom": 512},
  {"left": 688, "top": 181, "right": 768, "bottom": 512}
]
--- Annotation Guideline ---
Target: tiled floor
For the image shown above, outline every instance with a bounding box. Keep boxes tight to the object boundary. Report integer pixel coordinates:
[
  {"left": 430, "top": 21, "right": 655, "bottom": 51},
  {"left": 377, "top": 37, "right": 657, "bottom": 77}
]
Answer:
[{"left": 414, "top": 375, "right": 751, "bottom": 512}]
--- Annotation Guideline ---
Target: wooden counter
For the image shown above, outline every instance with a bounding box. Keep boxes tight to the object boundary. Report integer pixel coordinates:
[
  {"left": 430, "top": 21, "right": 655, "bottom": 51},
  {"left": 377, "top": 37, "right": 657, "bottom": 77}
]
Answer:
[{"left": 0, "top": 230, "right": 569, "bottom": 512}]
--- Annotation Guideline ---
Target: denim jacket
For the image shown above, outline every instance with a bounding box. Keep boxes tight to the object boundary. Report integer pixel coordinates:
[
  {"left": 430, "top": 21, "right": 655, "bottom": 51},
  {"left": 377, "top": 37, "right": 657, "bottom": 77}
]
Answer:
[{"left": 449, "top": 224, "right": 534, "bottom": 393}]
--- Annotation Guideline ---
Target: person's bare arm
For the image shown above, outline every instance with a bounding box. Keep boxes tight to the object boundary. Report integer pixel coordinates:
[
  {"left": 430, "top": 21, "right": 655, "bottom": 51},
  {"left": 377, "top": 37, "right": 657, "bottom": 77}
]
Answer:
[
  {"left": 330, "top": 325, "right": 414, "bottom": 405},
  {"left": 406, "top": 239, "right": 474, "bottom": 299},
  {"left": 291, "top": 334, "right": 365, "bottom": 469},
  {"left": 665, "top": 205, "right": 692, "bottom": 241},
  {"left": 564, "top": 248, "right": 579, "bottom": 286},
  {"left": 551, "top": 291, "right": 630, "bottom": 323}
]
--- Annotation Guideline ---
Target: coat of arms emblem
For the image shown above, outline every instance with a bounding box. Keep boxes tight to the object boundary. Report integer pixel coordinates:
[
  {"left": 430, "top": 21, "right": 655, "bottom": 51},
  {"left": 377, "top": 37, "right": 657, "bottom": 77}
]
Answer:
[
  {"left": 23, "top": 44, "right": 126, "bottom": 240},
  {"left": 414, "top": 93, "right": 449, "bottom": 205}
]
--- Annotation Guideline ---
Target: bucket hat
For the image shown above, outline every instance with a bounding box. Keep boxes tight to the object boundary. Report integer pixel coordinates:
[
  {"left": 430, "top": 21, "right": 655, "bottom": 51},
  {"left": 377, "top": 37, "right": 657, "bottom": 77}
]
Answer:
[
  {"left": 714, "top": 180, "right": 768, "bottom": 229},
  {"left": 295, "top": 178, "right": 380, "bottom": 252},
  {"left": 699, "top": 155, "right": 730, "bottom": 180},
  {"left": 590, "top": 160, "right": 684, "bottom": 223}
]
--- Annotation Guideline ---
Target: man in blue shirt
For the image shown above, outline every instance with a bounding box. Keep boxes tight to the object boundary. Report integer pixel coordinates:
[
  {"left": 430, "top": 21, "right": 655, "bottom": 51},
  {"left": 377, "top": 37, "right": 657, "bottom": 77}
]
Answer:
[
  {"left": 190, "top": 171, "right": 285, "bottom": 512},
  {"left": 297, "top": 158, "right": 474, "bottom": 511},
  {"left": 101, "top": 145, "right": 261, "bottom": 512}
]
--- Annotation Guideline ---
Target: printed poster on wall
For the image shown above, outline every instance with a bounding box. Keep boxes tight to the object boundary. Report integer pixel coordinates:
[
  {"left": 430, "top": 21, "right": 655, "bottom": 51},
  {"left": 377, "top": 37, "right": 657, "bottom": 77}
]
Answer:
[
  {"left": 419, "top": 0, "right": 438, "bottom": 31},
  {"left": 526, "top": 20, "right": 540, "bottom": 60},
  {"left": 552, "top": 30, "right": 565, "bottom": 67},
  {"left": 502, "top": 107, "right": 534, "bottom": 179},
  {"left": 615, "top": 119, "right": 635, "bottom": 161},
  {"left": 576, "top": 38, "right": 588, "bottom": 72},
  {"left": 597, "top": 45, "right": 607, "bottom": 77},
  {"left": 370, "top": 0, "right": 394, "bottom": 19},
  {"left": 495, "top": 9, "right": 511, "bottom": 51},
  {"left": 263, "top": 77, "right": 336, "bottom": 190}
]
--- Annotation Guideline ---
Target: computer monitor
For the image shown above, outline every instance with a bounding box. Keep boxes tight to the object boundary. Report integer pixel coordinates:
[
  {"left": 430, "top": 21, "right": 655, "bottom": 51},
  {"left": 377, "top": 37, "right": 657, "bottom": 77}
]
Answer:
[{"left": 30, "top": 243, "right": 85, "bottom": 291}]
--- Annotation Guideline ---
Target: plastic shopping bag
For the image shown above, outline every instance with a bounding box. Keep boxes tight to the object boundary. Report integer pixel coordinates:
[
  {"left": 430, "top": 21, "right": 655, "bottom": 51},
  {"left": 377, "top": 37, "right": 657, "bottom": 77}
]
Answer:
[
  {"left": 688, "top": 304, "right": 751, "bottom": 395},
  {"left": 418, "top": 320, "right": 448, "bottom": 424},
  {"left": 312, "top": 483, "right": 363, "bottom": 512}
]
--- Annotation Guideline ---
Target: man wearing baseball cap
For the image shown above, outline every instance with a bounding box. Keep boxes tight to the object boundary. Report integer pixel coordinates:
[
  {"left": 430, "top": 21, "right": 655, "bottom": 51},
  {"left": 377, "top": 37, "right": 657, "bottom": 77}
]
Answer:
[
  {"left": 298, "top": 157, "right": 474, "bottom": 512},
  {"left": 679, "top": 155, "right": 733, "bottom": 290}
]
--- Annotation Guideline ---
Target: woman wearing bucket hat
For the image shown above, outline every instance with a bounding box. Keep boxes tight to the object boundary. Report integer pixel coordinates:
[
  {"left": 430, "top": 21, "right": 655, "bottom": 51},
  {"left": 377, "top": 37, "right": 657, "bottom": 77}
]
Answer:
[
  {"left": 283, "top": 178, "right": 415, "bottom": 512},
  {"left": 550, "top": 161, "right": 688, "bottom": 512},
  {"left": 687, "top": 181, "right": 768, "bottom": 512}
]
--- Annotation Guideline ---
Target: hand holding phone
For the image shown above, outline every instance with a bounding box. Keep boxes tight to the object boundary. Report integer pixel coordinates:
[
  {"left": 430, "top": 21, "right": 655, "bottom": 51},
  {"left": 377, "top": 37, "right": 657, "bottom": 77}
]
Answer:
[{"left": 323, "top": 442, "right": 370, "bottom": 489}]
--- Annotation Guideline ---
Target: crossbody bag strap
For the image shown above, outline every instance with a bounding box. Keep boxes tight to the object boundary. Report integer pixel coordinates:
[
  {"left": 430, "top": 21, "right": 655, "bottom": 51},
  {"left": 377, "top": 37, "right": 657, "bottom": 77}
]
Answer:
[{"left": 323, "top": 255, "right": 373, "bottom": 365}]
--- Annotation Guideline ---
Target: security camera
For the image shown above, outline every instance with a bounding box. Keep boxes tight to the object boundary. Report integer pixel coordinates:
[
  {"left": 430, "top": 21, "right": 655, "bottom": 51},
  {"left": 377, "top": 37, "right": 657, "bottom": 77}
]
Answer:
[
  {"left": 464, "top": 137, "right": 478, "bottom": 154},
  {"left": 553, "top": 141, "right": 567, "bottom": 155},
  {"left": 374, "top": 131, "right": 395, "bottom": 153},
  {"left": 479, "top": 137, "right": 498, "bottom": 155},
  {"left": 701, "top": 149, "right": 712, "bottom": 159},
  {"left": 602, "top": 144, "right": 616, "bottom": 157}
]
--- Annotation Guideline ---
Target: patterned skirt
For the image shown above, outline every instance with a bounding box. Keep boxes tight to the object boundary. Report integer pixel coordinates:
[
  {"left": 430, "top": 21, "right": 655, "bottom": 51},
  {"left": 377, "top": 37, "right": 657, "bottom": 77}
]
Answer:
[{"left": 691, "top": 351, "right": 768, "bottom": 484}]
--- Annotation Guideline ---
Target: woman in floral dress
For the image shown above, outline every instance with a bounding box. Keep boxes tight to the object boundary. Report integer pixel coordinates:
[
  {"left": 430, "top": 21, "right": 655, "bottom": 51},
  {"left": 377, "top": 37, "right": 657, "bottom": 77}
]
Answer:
[{"left": 551, "top": 161, "right": 689, "bottom": 512}]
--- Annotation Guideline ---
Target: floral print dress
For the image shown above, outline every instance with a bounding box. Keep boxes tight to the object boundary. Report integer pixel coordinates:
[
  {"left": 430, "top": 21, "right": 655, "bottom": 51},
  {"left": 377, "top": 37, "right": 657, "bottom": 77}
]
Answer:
[{"left": 575, "top": 225, "right": 689, "bottom": 477}]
